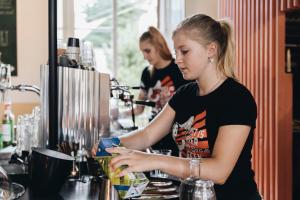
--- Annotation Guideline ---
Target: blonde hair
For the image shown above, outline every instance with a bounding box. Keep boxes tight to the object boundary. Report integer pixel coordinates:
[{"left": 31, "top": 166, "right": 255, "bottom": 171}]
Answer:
[
  {"left": 140, "top": 26, "right": 173, "bottom": 61},
  {"left": 173, "top": 14, "right": 236, "bottom": 79}
]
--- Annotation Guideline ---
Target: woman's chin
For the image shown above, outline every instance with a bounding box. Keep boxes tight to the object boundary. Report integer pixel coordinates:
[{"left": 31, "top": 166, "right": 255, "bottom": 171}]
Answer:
[{"left": 182, "top": 74, "right": 192, "bottom": 80}]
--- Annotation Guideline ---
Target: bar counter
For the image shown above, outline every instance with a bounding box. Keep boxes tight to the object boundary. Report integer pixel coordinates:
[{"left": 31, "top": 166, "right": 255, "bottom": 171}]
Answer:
[
  {"left": 1, "top": 161, "right": 179, "bottom": 200},
  {"left": 20, "top": 176, "right": 100, "bottom": 200}
]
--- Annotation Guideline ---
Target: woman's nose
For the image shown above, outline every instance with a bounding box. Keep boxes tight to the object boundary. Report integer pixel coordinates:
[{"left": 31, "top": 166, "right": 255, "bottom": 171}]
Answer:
[
  {"left": 143, "top": 53, "right": 148, "bottom": 60},
  {"left": 175, "top": 55, "right": 182, "bottom": 64}
]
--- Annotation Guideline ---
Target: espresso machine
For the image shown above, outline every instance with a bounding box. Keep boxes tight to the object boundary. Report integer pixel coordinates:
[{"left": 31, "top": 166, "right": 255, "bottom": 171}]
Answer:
[{"left": 40, "top": 65, "right": 110, "bottom": 152}]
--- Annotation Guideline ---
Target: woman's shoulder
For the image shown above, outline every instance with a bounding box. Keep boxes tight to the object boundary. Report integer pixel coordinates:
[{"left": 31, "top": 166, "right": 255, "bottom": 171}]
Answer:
[
  {"left": 141, "top": 65, "right": 150, "bottom": 73},
  {"left": 141, "top": 66, "right": 151, "bottom": 76},
  {"left": 222, "top": 78, "right": 257, "bottom": 107},
  {"left": 225, "top": 78, "right": 254, "bottom": 96}
]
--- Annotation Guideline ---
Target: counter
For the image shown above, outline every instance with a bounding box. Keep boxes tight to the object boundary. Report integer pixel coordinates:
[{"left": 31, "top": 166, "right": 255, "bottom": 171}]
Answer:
[
  {"left": 1, "top": 160, "right": 179, "bottom": 200},
  {"left": 20, "top": 176, "right": 100, "bottom": 200}
]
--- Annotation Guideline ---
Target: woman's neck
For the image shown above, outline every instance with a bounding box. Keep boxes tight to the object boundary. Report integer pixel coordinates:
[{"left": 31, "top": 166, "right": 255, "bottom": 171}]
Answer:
[
  {"left": 197, "top": 67, "right": 226, "bottom": 96},
  {"left": 154, "top": 59, "right": 172, "bottom": 69}
]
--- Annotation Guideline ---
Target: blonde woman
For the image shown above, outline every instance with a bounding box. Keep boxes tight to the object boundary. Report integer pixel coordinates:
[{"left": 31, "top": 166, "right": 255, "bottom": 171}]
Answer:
[{"left": 95, "top": 15, "right": 261, "bottom": 200}]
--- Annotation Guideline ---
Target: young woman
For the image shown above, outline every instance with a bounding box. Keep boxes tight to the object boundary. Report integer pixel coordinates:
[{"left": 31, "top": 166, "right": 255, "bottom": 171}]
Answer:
[
  {"left": 96, "top": 14, "right": 261, "bottom": 200},
  {"left": 124, "top": 26, "right": 189, "bottom": 156}
]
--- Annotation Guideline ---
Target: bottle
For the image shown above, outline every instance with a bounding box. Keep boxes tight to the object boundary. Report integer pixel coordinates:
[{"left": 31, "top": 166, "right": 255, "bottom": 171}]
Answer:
[
  {"left": 0, "top": 131, "right": 3, "bottom": 149},
  {"left": 179, "top": 158, "right": 201, "bottom": 200},
  {"left": 2, "top": 101, "right": 15, "bottom": 147}
]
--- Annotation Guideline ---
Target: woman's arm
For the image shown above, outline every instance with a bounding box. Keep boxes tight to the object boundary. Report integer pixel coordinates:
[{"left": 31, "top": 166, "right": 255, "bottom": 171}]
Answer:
[
  {"left": 119, "top": 103, "right": 176, "bottom": 150},
  {"left": 159, "top": 125, "right": 251, "bottom": 184},
  {"left": 108, "top": 124, "right": 251, "bottom": 185},
  {"left": 91, "top": 100, "right": 173, "bottom": 156},
  {"left": 119, "top": 89, "right": 146, "bottom": 118}
]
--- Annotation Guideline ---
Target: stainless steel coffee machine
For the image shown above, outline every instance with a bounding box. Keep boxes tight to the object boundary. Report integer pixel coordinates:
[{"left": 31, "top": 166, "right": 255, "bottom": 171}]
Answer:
[{"left": 40, "top": 65, "right": 110, "bottom": 151}]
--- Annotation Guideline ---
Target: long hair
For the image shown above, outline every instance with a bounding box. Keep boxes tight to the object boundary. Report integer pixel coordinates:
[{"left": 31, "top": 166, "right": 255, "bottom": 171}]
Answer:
[
  {"left": 173, "top": 14, "right": 236, "bottom": 79},
  {"left": 140, "top": 26, "right": 173, "bottom": 61}
]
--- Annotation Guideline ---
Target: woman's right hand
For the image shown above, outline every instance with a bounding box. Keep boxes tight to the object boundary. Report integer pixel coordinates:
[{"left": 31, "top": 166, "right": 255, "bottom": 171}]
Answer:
[
  {"left": 106, "top": 147, "right": 158, "bottom": 177},
  {"left": 91, "top": 142, "right": 99, "bottom": 157}
]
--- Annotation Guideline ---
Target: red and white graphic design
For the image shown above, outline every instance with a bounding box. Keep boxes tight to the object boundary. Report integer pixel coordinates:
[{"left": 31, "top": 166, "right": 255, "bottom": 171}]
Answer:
[
  {"left": 172, "top": 111, "right": 211, "bottom": 158},
  {"left": 148, "top": 75, "right": 175, "bottom": 113}
]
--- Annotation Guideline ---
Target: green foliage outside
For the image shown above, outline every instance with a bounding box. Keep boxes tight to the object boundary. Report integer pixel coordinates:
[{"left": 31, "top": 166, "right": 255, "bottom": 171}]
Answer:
[{"left": 82, "top": 0, "right": 148, "bottom": 87}]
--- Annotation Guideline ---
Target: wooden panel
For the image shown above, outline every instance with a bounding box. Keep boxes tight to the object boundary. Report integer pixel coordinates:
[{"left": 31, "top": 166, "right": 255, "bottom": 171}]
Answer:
[
  {"left": 280, "top": 0, "right": 300, "bottom": 10},
  {"left": 219, "top": 0, "right": 293, "bottom": 200}
]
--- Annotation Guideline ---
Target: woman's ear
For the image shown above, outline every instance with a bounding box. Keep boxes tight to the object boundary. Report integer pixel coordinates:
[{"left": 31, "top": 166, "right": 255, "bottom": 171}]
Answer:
[{"left": 207, "top": 42, "right": 218, "bottom": 58}]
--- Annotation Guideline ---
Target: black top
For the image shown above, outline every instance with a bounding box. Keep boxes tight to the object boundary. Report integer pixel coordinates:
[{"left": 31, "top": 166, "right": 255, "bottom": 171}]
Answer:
[
  {"left": 140, "top": 59, "right": 189, "bottom": 156},
  {"left": 169, "top": 78, "right": 258, "bottom": 199},
  {"left": 140, "top": 59, "right": 189, "bottom": 118}
]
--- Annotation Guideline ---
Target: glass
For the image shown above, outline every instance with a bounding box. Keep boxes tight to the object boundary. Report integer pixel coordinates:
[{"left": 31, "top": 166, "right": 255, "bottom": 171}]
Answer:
[
  {"left": 179, "top": 158, "right": 201, "bottom": 200},
  {"left": 150, "top": 149, "right": 172, "bottom": 178},
  {"left": 192, "top": 180, "right": 216, "bottom": 200},
  {"left": 179, "top": 158, "right": 216, "bottom": 200},
  {"left": 0, "top": 166, "right": 25, "bottom": 200},
  {"left": 74, "top": 0, "right": 113, "bottom": 73},
  {"left": 81, "top": 41, "right": 95, "bottom": 69},
  {"left": 57, "top": 39, "right": 66, "bottom": 56},
  {"left": 15, "top": 106, "right": 41, "bottom": 155}
]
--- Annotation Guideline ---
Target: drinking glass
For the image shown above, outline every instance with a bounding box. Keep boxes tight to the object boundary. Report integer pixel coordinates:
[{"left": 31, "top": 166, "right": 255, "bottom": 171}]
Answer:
[
  {"left": 57, "top": 39, "right": 66, "bottom": 56},
  {"left": 179, "top": 158, "right": 202, "bottom": 200},
  {"left": 81, "top": 41, "right": 95, "bottom": 69},
  {"left": 192, "top": 180, "right": 216, "bottom": 200},
  {"left": 0, "top": 166, "right": 25, "bottom": 199},
  {"left": 15, "top": 107, "right": 41, "bottom": 155}
]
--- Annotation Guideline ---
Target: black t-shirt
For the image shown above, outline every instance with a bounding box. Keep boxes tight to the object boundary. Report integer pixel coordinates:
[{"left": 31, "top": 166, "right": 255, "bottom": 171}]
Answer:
[
  {"left": 140, "top": 59, "right": 189, "bottom": 156},
  {"left": 140, "top": 59, "right": 189, "bottom": 118},
  {"left": 169, "top": 78, "right": 258, "bottom": 200}
]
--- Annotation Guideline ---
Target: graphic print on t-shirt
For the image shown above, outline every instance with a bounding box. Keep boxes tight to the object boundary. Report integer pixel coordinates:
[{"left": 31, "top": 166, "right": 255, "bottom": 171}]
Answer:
[
  {"left": 148, "top": 75, "right": 175, "bottom": 113},
  {"left": 172, "top": 110, "right": 211, "bottom": 158}
]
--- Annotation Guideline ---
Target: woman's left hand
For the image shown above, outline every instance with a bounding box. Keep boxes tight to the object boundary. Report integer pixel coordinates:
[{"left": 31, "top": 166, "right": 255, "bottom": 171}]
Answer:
[{"left": 106, "top": 147, "right": 157, "bottom": 177}]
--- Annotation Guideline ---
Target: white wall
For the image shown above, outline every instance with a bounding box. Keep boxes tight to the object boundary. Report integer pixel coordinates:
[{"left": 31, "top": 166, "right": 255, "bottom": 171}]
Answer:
[
  {"left": 185, "top": 0, "right": 218, "bottom": 20},
  {"left": 11, "top": 0, "right": 48, "bottom": 103}
]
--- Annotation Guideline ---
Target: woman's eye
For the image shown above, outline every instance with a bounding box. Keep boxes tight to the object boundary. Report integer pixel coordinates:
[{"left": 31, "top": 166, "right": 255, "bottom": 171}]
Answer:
[
  {"left": 145, "top": 49, "right": 151, "bottom": 53},
  {"left": 181, "top": 50, "right": 189, "bottom": 55}
]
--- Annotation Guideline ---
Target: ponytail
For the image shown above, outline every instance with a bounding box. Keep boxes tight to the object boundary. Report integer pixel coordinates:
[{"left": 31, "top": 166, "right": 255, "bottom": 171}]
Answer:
[{"left": 218, "top": 20, "right": 236, "bottom": 79}]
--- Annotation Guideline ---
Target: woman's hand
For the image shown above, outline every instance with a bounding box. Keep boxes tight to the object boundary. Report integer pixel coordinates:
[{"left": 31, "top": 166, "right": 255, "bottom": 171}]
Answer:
[
  {"left": 91, "top": 142, "right": 99, "bottom": 156},
  {"left": 106, "top": 147, "right": 158, "bottom": 177}
]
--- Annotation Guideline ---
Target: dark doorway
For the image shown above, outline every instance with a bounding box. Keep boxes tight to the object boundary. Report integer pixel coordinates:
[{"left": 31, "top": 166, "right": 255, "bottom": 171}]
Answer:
[{"left": 286, "top": 9, "right": 300, "bottom": 200}]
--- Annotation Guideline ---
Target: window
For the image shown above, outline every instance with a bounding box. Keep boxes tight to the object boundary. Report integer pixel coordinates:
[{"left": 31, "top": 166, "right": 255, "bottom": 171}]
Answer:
[{"left": 57, "top": 0, "right": 184, "bottom": 87}]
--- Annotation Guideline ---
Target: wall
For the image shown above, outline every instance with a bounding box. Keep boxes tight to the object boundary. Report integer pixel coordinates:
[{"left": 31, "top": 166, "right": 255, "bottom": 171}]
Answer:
[
  {"left": 10, "top": 0, "right": 48, "bottom": 103},
  {"left": 219, "top": 0, "right": 293, "bottom": 199},
  {"left": 185, "top": 0, "right": 218, "bottom": 19}
]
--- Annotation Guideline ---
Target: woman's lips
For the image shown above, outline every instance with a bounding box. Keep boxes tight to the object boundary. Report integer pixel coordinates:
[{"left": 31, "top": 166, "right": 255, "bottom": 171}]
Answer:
[{"left": 180, "top": 67, "right": 188, "bottom": 73}]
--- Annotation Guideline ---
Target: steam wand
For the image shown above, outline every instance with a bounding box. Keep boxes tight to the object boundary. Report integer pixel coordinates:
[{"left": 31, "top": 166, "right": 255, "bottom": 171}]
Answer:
[
  {"left": 109, "top": 78, "right": 155, "bottom": 131},
  {"left": 0, "top": 84, "right": 40, "bottom": 96},
  {"left": 129, "top": 94, "right": 137, "bottom": 130}
]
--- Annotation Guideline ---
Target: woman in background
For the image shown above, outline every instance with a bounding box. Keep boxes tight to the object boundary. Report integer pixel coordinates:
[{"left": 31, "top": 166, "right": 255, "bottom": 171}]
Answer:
[{"left": 124, "top": 26, "right": 190, "bottom": 156}]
